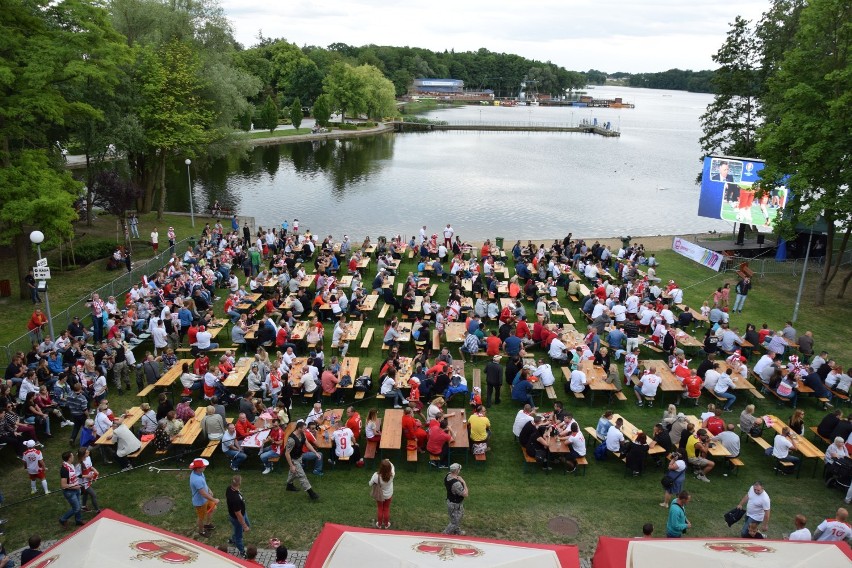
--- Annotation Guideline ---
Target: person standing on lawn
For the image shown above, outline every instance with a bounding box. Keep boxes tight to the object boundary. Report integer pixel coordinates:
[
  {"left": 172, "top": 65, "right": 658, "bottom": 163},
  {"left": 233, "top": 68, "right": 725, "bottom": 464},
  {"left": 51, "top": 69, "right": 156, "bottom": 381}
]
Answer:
[
  {"left": 226, "top": 475, "right": 250, "bottom": 557},
  {"left": 737, "top": 481, "right": 770, "bottom": 537},
  {"left": 443, "top": 463, "right": 468, "bottom": 535},
  {"left": 58, "top": 451, "right": 83, "bottom": 528},
  {"left": 665, "top": 491, "right": 691, "bottom": 538},
  {"left": 189, "top": 458, "right": 218, "bottom": 537},
  {"left": 284, "top": 420, "right": 319, "bottom": 501},
  {"left": 369, "top": 459, "right": 395, "bottom": 529}
]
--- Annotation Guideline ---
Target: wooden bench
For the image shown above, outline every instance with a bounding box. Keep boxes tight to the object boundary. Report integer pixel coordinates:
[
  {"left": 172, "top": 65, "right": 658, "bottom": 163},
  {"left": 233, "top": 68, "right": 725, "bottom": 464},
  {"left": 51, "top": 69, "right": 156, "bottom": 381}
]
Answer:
[
  {"left": 407, "top": 444, "right": 418, "bottom": 463},
  {"left": 354, "top": 367, "right": 373, "bottom": 400},
  {"left": 474, "top": 453, "right": 486, "bottom": 463},
  {"left": 359, "top": 328, "right": 374, "bottom": 350},
  {"left": 176, "top": 347, "right": 229, "bottom": 354},
  {"left": 471, "top": 369, "right": 481, "bottom": 391},
  {"left": 563, "top": 310, "right": 576, "bottom": 325},
  {"left": 521, "top": 447, "right": 540, "bottom": 473},
  {"left": 137, "top": 384, "right": 157, "bottom": 399},
  {"left": 569, "top": 295, "right": 579, "bottom": 303},
  {"left": 765, "top": 386, "right": 794, "bottom": 407},
  {"left": 200, "top": 439, "right": 219, "bottom": 459},
  {"left": 584, "top": 426, "right": 603, "bottom": 446},
  {"left": 749, "top": 389, "right": 766, "bottom": 400},
  {"left": 571, "top": 456, "right": 588, "bottom": 476},
  {"left": 613, "top": 391, "right": 628, "bottom": 402},
  {"left": 728, "top": 457, "right": 744, "bottom": 476},
  {"left": 705, "top": 387, "right": 726, "bottom": 403},
  {"left": 749, "top": 435, "right": 772, "bottom": 451},
  {"left": 809, "top": 426, "right": 830, "bottom": 446},
  {"left": 830, "top": 388, "right": 851, "bottom": 405},
  {"left": 545, "top": 385, "right": 557, "bottom": 400},
  {"left": 127, "top": 440, "right": 151, "bottom": 459},
  {"left": 364, "top": 417, "right": 382, "bottom": 460},
  {"left": 572, "top": 390, "right": 585, "bottom": 400},
  {"left": 432, "top": 329, "right": 441, "bottom": 351},
  {"left": 429, "top": 284, "right": 438, "bottom": 297},
  {"left": 378, "top": 304, "right": 390, "bottom": 319},
  {"left": 396, "top": 283, "right": 404, "bottom": 296}
]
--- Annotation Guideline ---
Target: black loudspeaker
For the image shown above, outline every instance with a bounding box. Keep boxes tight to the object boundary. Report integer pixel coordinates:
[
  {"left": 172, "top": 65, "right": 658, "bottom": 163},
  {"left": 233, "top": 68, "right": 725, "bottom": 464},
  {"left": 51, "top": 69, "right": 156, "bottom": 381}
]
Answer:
[
  {"left": 736, "top": 224, "right": 746, "bottom": 246},
  {"left": 757, "top": 233, "right": 765, "bottom": 245}
]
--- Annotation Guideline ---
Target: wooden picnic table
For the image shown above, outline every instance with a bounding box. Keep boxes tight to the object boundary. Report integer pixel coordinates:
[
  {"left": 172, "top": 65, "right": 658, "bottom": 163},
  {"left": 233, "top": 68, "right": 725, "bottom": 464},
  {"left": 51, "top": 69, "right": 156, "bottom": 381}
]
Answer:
[
  {"left": 608, "top": 413, "right": 665, "bottom": 455},
  {"left": 357, "top": 257, "right": 371, "bottom": 270},
  {"left": 715, "top": 361, "right": 760, "bottom": 394},
  {"left": 546, "top": 323, "right": 585, "bottom": 350},
  {"left": 338, "top": 275, "right": 353, "bottom": 288},
  {"left": 499, "top": 298, "right": 514, "bottom": 309},
  {"left": 341, "top": 320, "right": 363, "bottom": 342},
  {"left": 461, "top": 279, "right": 472, "bottom": 294},
  {"left": 207, "top": 318, "right": 229, "bottom": 340},
  {"left": 379, "top": 408, "right": 404, "bottom": 453},
  {"left": 494, "top": 261, "right": 510, "bottom": 279},
  {"left": 396, "top": 322, "right": 412, "bottom": 343},
  {"left": 394, "top": 357, "right": 414, "bottom": 389},
  {"left": 445, "top": 322, "right": 467, "bottom": 343},
  {"left": 765, "top": 414, "right": 823, "bottom": 476},
  {"left": 237, "top": 293, "right": 262, "bottom": 310},
  {"left": 171, "top": 406, "right": 208, "bottom": 446},
  {"left": 314, "top": 409, "right": 344, "bottom": 450},
  {"left": 289, "top": 321, "right": 310, "bottom": 341},
  {"left": 640, "top": 360, "right": 685, "bottom": 399},
  {"left": 577, "top": 284, "right": 591, "bottom": 297},
  {"left": 497, "top": 281, "right": 509, "bottom": 295},
  {"left": 675, "top": 304, "right": 708, "bottom": 325},
  {"left": 360, "top": 294, "right": 378, "bottom": 313},
  {"left": 340, "top": 357, "right": 359, "bottom": 385},
  {"left": 683, "top": 416, "right": 732, "bottom": 458},
  {"left": 223, "top": 357, "right": 253, "bottom": 388},
  {"left": 415, "top": 277, "right": 430, "bottom": 291},
  {"left": 153, "top": 359, "right": 194, "bottom": 388},
  {"left": 410, "top": 296, "right": 423, "bottom": 313},
  {"left": 95, "top": 407, "right": 144, "bottom": 445},
  {"left": 580, "top": 359, "right": 617, "bottom": 403},
  {"left": 386, "top": 259, "right": 401, "bottom": 272},
  {"left": 287, "top": 358, "right": 307, "bottom": 388},
  {"left": 447, "top": 408, "right": 469, "bottom": 461},
  {"left": 298, "top": 274, "right": 315, "bottom": 288},
  {"left": 381, "top": 275, "right": 396, "bottom": 289},
  {"left": 673, "top": 329, "right": 704, "bottom": 349}
]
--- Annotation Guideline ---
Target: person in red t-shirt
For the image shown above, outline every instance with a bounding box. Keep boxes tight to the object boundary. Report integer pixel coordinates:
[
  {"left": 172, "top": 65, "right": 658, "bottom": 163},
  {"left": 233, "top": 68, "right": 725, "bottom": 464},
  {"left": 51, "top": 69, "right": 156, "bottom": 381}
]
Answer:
[
  {"left": 682, "top": 370, "right": 703, "bottom": 404},
  {"left": 485, "top": 331, "right": 502, "bottom": 357},
  {"left": 426, "top": 417, "right": 455, "bottom": 468},
  {"left": 187, "top": 323, "right": 199, "bottom": 346},
  {"left": 516, "top": 316, "right": 532, "bottom": 342},
  {"left": 260, "top": 419, "right": 284, "bottom": 474},
  {"left": 704, "top": 408, "right": 725, "bottom": 436},
  {"left": 235, "top": 413, "right": 256, "bottom": 440},
  {"left": 193, "top": 354, "right": 210, "bottom": 376},
  {"left": 499, "top": 305, "right": 513, "bottom": 325},
  {"left": 345, "top": 407, "right": 362, "bottom": 440},
  {"left": 532, "top": 319, "right": 545, "bottom": 343}
]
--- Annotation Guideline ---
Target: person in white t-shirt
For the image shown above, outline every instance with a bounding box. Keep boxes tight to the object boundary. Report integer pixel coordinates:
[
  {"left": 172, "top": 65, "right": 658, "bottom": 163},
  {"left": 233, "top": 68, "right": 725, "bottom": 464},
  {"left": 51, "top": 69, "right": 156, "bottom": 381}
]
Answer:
[
  {"left": 787, "top": 514, "right": 811, "bottom": 541},
  {"left": 548, "top": 337, "right": 568, "bottom": 361},
  {"left": 269, "top": 545, "right": 297, "bottom": 568},
  {"left": 737, "top": 482, "right": 771, "bottom": 537},
  {"left": 23, "top": 440, "right": 49, "bottom": 494},
  {"left": 533, "top": 362, "right": 556, "bottom": 387},
  {"left": 330, "top": 425, "right": 364, "bottom": 466},
  {"left": 813, "top": 508, "right": 852, "bottom": 543},
  {"left": 512, "top": 405, "right": 535, "bottom": 437},
  {"left": 634, "top": 370, "right": 661, "bottom": 406},
  {"left": 605, "top": 418, "right": 625, "bottom": 452},
  {"left": 442, "top": 224, "right": 454, "bottom": 247},
  {"left": 771, "top": 427, "right": 800, "bottom": 471},
  {"left": 570, "top": 369, "right": 587, "bottom": 393}
]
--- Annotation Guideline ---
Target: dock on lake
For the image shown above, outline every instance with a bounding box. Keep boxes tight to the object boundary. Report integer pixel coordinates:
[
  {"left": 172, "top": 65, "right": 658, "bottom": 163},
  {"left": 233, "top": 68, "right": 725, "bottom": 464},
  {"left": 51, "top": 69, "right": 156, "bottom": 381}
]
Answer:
[{"left": 390, "top": 120, "right": 620, "bottom": 137}]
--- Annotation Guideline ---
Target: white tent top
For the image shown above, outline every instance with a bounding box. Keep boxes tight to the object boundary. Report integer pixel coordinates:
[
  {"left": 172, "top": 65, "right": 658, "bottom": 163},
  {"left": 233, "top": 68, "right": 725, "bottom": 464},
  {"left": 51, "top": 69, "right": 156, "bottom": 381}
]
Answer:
[
  {"left": 306, "top": 524, "right": 580, "bottom": 568},
  {"left": 29, "top": 510, "right": 254, "bottom": 567},
  {"left": 625, "top": 538, "right": 851, "bottom": 568}
]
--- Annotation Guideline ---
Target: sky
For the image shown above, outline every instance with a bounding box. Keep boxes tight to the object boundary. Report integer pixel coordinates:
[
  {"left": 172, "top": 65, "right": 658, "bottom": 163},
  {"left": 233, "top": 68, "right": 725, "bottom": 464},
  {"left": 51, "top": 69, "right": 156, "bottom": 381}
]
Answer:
[{"left": 220, "top": 0, "right": 769, "bottom": 73}]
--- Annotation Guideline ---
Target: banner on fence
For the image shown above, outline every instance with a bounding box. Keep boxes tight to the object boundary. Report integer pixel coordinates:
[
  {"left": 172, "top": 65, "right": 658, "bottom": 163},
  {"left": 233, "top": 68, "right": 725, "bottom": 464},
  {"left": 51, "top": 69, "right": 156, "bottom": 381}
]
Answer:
[{"left": 671, "top": 237, "right": 723, "bottom": 272}]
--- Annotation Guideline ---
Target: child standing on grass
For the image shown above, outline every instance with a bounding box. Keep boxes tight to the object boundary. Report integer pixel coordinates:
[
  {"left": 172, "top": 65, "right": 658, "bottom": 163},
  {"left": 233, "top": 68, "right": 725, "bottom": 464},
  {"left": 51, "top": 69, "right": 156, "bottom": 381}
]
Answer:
[{"left": 23, "top": 440, "right": 49, "bottom": 495}]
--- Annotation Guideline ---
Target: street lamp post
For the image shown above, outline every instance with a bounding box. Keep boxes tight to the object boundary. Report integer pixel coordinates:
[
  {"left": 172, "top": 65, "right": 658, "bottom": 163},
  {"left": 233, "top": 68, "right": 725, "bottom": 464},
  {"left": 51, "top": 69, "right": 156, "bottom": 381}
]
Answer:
[
  {"left": 185, "top": 158, "right": 195, "bottom": 228},
  {"left": 29, "top": 230, "right": 55, "bottom": 340}
]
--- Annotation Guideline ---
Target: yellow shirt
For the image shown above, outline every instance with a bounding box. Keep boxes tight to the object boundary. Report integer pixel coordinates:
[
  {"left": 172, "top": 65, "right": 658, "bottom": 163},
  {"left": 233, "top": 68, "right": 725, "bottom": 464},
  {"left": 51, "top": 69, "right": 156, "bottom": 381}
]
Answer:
[
  {"left": 468, "top": 414, "right": 491, "bottom": 442},
  {"left": 685, "top": 434, "right": 700, "bottom": 459}
]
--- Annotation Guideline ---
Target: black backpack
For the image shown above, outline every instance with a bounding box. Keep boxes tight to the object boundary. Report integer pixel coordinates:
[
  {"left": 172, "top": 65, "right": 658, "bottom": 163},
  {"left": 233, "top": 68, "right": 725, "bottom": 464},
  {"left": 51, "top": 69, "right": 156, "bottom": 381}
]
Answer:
[{"left": 354, "top": 375, "right": 372, "bottom": 392}]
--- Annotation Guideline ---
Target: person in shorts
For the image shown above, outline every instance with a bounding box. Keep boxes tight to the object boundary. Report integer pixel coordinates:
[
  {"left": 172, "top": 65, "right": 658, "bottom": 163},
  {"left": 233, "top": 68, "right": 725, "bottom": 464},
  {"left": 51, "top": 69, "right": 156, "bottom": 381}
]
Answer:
[{"left": 189, "top": 458, "right": 218, "bottom": 537}]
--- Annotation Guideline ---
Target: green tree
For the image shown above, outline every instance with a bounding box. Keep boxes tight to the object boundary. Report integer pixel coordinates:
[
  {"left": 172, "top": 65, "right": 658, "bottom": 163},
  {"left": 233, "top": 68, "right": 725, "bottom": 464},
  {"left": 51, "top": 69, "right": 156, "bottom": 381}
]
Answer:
[
  {"left": 698, "top": 17, "right": 762, "bottom": 182},
  {"left": 0, "top": 151, "right": 80, "bottom": 299},
  {"left": 323, "top": 62, "right": 366, "bottom": 121},
  {"left": 0, "top": 0, "right": 126, "bottom": 298},
  {"left": 312, "top": 94, "right": 332, "bottom": 127},
  {"left": 352, "top": 65, "right": 397, "bottom": 120},
  {"left": 757, "top": 0, "right": 852, "bottom": 304},
  {"left": 258, "top": 95, "right": 279, "bottom": 132},
  {"left": 290, "top": 98, "right": 303, "bottom": 130},
  {"left": 135, "top": 40, "right": 215, "bottom": 216}
]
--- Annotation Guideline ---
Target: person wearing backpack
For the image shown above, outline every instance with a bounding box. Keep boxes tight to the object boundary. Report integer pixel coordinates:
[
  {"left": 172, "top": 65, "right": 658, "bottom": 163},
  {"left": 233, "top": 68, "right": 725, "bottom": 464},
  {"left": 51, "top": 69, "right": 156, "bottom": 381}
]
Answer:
[{"left": 665, "top": 491, "right": 691, "bottom": 537}]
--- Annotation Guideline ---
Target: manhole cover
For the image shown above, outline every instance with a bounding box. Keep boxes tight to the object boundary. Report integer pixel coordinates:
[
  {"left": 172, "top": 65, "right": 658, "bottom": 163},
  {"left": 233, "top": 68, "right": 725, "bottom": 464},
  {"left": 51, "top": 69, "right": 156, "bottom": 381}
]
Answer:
[
  {"left": 547, "top": 516, "right": 579, "bottom": 536},
  {"left": 142, "top": 496, "right": 175, "bottom": 516}
]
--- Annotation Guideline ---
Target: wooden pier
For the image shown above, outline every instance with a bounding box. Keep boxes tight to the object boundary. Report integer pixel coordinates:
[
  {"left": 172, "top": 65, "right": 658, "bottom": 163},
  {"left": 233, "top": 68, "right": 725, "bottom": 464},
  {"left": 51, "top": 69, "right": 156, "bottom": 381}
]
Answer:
[{"left": 390, "top": 121, "right": 620, "bottom": 137}]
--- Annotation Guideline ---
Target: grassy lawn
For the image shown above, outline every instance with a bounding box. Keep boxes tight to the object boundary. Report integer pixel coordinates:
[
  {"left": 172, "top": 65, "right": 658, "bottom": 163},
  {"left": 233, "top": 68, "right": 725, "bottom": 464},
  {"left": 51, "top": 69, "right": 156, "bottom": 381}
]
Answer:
[
  {"left": 0, "top": 244, "right": 848, "bottom": 557},
  {"left": 239, "top": 128, "right": 313, "bottom": 140}
]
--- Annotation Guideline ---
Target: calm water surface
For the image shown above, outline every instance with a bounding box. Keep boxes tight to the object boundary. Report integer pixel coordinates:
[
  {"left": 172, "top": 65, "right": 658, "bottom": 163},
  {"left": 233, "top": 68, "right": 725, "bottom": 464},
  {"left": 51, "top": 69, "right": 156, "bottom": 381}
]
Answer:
[{"left": 167, "top": 86, "right": 732, "bottom": 240}]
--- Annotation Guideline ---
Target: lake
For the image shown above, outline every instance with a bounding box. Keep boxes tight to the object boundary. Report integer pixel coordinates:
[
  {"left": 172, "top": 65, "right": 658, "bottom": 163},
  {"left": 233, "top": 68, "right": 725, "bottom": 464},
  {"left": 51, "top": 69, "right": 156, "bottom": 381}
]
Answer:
[{"left": 166, "top": 86, "right": 732, "bottom": 240}]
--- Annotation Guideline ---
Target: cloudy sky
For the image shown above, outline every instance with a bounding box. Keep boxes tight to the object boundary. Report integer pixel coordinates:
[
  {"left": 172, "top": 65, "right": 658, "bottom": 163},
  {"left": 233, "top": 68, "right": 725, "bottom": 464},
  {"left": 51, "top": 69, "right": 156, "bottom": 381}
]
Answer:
[{"left": 220, "top": 0, "right": 769, "bottom": 73}]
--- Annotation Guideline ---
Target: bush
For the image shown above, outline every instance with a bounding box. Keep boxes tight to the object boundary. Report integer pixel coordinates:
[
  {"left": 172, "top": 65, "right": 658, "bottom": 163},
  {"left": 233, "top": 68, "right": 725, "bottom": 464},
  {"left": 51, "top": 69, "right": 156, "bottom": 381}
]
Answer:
[
  {"left": 358, "top": 121, "right": 377, "bottom": 128},
  {"left": 72, "top": 239, "right": 118, "bottom": 266},
  {"left": 336, "top": 123, "right": 358, "bottom": 131}
]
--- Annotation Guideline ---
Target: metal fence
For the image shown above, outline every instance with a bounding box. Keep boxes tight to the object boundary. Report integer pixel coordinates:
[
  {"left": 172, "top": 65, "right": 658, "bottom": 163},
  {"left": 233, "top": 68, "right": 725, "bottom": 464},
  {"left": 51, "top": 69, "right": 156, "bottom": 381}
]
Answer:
[
  {"left": 723, "top": 248, "right": 852, "bottom": 277},
  {"left": 1, "top": 236, "right": 193, "bottom": 367}
]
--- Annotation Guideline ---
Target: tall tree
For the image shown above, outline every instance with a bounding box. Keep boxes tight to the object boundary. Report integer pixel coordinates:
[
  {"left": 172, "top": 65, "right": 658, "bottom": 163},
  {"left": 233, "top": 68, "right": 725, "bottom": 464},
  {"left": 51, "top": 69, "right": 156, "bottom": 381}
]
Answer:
[
  {"left": 323, "top": 63, "right": 366, "bottom": 121},
  {"left": 90, "top": 169, "right": 144, "bottom": 250},
  {"left": 135, "top": 40, "right": 215, "bottom": 217},
  {"left": 258, "top": 95, "right": 279, "bottom": 132},
  {"left": 698, "top": 16, "right": 762, "bottom": 181},
  {"left": 351, "top": 65, "right": 397, "bottom": 120},
  {"left": 0, "top": 0, "right": 126, "bottom": 298},
  {"left": 290, "top": 98, "right": 303, "bottom": 131},
  {"left": 757, "top": 0, "right": 852, "bottom": 304},
  {"left": 312, "top": 94, "right": 332, "bottom": 127}
]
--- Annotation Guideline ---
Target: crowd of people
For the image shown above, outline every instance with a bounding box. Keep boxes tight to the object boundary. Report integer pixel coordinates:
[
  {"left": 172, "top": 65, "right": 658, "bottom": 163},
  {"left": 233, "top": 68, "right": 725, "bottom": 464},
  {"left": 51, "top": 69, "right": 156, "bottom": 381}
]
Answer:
[{"left": 4, "top": 217, "right": 851, "bottom": 565}]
